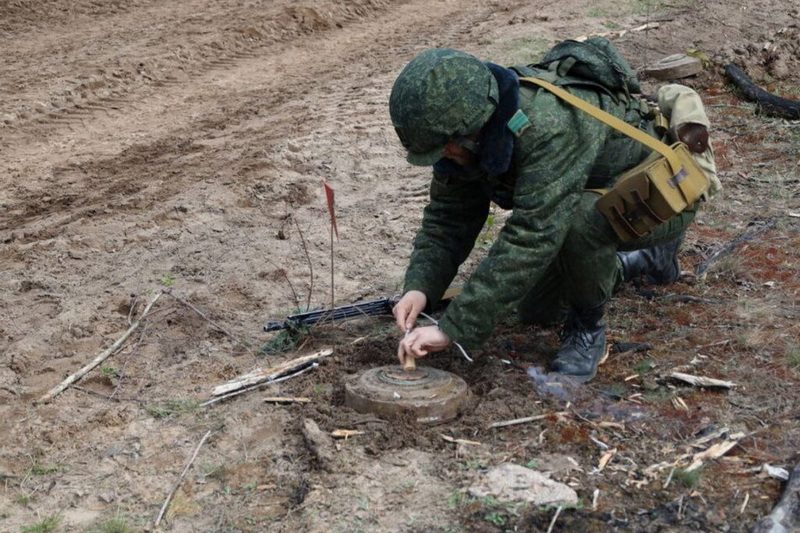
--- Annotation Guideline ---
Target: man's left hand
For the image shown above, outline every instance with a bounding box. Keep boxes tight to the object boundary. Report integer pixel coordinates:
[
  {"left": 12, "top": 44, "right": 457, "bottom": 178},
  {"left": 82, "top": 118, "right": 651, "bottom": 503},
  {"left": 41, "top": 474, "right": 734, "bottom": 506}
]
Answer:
[{"left": 397, "top": 326, "right": 451, "bottom": 366}]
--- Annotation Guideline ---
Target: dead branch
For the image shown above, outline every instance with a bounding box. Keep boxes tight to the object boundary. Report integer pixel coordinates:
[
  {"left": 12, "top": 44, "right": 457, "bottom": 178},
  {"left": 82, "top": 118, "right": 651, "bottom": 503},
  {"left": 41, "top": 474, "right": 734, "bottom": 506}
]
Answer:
[
  {"left": 725, "top": 63, "right": 800, "bottom": 120},
  {"left": 752, "top": 463, "right": 800, "bottom": 532},
  {"left": 695, "top": 218, "right": 778, "bottom": 277},
  {"left": 574, "top": 22, "right": 659, "bottom": 42},
  {"left": 331, "top": 429, "right": 365, "bottom": 439},
  {"left": 263, "top": 396, "right": 311, "bottom": 404},
  {"left": 38, "top": 291, "right": 163, "bottom": 404},
  {"left": 488, "top": 411, "right": 569, "bottom": 429},
  {"left": 210, "top": 349, "right": 332, "bottom": 397},
  {"left": 154, "top": 429, "right": 213, "bottom": 528},
  {"left": 669, "top": 372, "right": 735, "bottom": 389},
  {"left": 201, "top": 362, "right": 320, "bottom": 407},
  {"left": 546, "top": 505, "right": 564, "bottom": 533},
  {"left": 441, "top": 434, "right": 483, "bottom": 446}
]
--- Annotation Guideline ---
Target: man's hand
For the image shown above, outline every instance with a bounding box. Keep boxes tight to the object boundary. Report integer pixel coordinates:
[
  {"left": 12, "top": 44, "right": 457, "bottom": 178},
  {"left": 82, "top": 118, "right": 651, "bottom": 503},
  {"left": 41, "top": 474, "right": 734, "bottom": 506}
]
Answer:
[
  {"left": 397, "top": 325, "right": 451, "bottom": 366},
  {"left": 393, "top": 290, "right": 427, "bottom": 332}
]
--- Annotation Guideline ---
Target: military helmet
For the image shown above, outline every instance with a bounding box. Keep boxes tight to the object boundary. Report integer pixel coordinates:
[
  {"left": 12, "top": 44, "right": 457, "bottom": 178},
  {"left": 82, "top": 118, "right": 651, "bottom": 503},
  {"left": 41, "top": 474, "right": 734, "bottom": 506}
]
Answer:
[{"left": 390, "top": 48, "right": 499, "bottom": 166}]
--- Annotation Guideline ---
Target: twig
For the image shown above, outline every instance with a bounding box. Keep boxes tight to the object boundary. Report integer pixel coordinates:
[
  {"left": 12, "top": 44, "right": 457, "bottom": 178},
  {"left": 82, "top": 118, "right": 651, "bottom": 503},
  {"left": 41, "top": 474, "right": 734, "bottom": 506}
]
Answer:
[
  {"left": 201, "top": 362, "right": 319, "bottom": 407},
  {"left": 441, "top": 434, "right": 483, "bottom": 446},
  {"left": 739, "top": 492, "right": 749, "bottom": 514},
  {"left": 664, "top": 467, "right": 675, "bottom": 489},
  {"left": 488, "top": 411, "right": 569, "bottom": 429},
  {"left": 154, "top": 429, "right": 213, "bottom": 528},
  {"left": 669, "top": 372, "right": 735, "bottom": 389},
  {"left": 38, "top": 291, "right": 163, "bottom": 403},
  {"left": 210, "top": 349, "right": 333, "bottom": 397},
  {"left": 263, "top": 396, "right": 311, "bottom": 404},
  {"left": 696, "top": 218, "right": 777, "bottom": 277},
  {"left": 163, "top": 290, "right": 247, "bottom": 348},
  {"left": 546, "top": 505, "right": 563, "bottom": 533},
  {"left": 294, "top": 218, "right": 314, "bottom": 312},
  {"left": 109, "top": 321, "right": 149, "bottom": 400}
]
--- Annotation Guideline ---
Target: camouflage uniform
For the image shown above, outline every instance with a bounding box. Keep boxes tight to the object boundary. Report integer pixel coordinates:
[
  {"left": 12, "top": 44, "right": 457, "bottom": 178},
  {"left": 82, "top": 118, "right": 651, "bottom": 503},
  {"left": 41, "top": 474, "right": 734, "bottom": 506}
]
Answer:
[{"left": 399, "top": 56, "right": 699, "bottom": 352}]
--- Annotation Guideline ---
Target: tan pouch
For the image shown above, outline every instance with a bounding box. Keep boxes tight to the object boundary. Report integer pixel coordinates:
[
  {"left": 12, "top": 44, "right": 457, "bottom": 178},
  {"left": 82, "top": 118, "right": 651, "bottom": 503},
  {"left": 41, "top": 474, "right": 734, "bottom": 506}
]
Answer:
[
  {"left": 519, "top": 77, "right": 711, "bottom": 242},
  {"left": 595, "top": 142, "right": 709, "bottom": 241}
]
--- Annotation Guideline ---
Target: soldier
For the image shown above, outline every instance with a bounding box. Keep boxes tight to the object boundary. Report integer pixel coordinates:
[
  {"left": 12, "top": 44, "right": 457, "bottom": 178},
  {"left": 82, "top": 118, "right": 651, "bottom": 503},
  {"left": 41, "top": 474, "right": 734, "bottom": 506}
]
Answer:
[{"left": 391, "top": 46, "right": 718, "bottom": 382}]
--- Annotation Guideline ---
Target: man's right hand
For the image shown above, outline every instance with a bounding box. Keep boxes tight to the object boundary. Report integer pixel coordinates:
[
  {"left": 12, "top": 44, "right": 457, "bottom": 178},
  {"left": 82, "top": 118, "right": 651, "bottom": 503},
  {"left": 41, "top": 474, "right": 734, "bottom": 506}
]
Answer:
[{"left": 393, "top": 290, "right": 427, "bottom": 332}]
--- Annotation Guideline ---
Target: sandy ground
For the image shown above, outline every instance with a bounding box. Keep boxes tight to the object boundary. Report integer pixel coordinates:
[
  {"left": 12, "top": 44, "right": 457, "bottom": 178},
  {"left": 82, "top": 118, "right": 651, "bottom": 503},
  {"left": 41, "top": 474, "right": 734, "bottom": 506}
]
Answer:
[{"left": 1, "top": 0, "right": 799, "bottom": 531}]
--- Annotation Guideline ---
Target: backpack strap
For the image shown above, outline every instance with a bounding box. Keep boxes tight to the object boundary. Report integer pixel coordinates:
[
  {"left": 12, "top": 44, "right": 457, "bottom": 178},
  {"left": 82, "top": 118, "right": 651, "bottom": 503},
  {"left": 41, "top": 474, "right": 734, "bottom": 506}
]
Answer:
[{"left": 519, "top": 76, "right": 684, "bottom": 176}]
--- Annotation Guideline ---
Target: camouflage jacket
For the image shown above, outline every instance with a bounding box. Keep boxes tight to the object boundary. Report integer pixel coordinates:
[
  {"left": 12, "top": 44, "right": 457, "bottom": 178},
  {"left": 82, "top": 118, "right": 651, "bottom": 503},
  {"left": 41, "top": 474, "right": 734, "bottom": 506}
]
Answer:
[{"left": 402, "top": 64, "right": 656, "bottom": 351}]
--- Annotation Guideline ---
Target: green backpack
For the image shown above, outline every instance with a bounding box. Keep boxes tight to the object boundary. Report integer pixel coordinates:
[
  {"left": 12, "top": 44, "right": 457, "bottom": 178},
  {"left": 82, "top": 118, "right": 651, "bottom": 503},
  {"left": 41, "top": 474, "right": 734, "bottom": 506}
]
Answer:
[{"left": 511, "top": 37, "right": 641, "bottom": 100}]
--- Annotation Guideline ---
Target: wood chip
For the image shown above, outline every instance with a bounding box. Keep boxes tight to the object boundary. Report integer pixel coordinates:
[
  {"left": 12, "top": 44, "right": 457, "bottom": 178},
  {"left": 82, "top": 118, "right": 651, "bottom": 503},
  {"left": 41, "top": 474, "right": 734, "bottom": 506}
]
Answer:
[
  {"left": 686, "top": 439, "right": 740, "bottom": 472},
  {"left": 598, "top": 449, "right": 617, "bottom": 472},
  {"left": 263, "top": 396, "right": 310, "bottom": 404},
  {"left": 330, "top": 429, "right": 365, "bottom": 439},
  {"left": 441, "top": 434, "right": 482, "bottom": 446},
  {"left": 669, "top": 372, "right": 735, "bottom": 389}
]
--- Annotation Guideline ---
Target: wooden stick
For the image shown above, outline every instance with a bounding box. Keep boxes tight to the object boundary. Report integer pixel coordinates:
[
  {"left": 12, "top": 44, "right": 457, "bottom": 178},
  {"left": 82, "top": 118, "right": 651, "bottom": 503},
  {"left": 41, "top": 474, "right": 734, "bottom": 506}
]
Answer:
[
  {"left": 574, "top": 22, "right": 660, "bottom": 42},
  {"left": 669, "top": 372, "right": 734, "bottom": 389},
  {"left": 210, "top": 349, "right": 333, "bottom": 397},
  {"left": 696, "top": 218, "right": 777, "bottom": 277},
  {"left": 38, "top": 291, "right": 163, "bottom": 404},
  {"left": 441, "top": 434, "right": 483, "bottom": 446},
  {"left": 546, "top": 505, "right": 563, "bottom": 533},
  {"left": 488, "top": 411, "right": 569, "bottom": 429},
  {"left": 154, "top": 429, "right": 212, "bottom": 528},
  {"left": 331, "top": 429, "right": 365, "bottom": 439},
  {"left": 263, "top": 396, "right": 311, "bottom": 404},
  {"left": 201, "top": 362, "right": 319, "bottom": 407}
]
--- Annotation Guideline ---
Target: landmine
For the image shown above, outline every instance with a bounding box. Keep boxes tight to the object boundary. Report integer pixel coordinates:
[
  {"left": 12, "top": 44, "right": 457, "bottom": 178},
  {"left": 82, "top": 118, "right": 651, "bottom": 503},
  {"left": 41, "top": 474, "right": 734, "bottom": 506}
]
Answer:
[{"left": 345, "top": 360, "right": 470, "bottom": 424}]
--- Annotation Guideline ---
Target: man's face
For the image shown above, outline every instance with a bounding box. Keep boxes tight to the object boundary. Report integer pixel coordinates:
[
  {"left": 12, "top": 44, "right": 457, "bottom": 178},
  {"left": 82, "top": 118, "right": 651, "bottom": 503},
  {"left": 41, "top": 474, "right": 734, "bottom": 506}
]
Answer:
[{"left": 442, "top": 135, "right": 479, "bottom": 167}]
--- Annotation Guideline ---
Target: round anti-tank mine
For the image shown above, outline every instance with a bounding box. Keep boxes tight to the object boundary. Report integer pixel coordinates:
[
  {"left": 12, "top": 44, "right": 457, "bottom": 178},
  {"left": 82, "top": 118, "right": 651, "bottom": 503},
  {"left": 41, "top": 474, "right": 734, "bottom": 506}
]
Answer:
[{"left": 344, "top": 365, "right": 470, "bottom": 424}]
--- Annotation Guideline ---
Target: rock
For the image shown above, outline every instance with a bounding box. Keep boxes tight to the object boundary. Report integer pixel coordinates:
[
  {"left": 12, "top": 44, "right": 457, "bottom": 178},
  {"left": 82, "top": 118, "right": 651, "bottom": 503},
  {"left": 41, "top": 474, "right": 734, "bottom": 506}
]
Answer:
[{"left": 468, "top": 463, "right": 578, "bottom": 506}]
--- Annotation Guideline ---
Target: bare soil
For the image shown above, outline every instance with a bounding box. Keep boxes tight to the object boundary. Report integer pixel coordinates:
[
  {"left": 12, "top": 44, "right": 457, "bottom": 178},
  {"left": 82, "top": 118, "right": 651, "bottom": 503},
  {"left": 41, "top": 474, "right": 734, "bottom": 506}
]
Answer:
[{"left": 1, "top": 1, "right": 799, "bottom": 531}]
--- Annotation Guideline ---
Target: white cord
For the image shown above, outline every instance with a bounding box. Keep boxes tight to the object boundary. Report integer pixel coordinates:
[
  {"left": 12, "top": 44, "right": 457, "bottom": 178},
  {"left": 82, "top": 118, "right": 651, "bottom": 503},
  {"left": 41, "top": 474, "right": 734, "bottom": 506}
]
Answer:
[{"left": 418, "top": 311, "right": 473, "bottom": 363}]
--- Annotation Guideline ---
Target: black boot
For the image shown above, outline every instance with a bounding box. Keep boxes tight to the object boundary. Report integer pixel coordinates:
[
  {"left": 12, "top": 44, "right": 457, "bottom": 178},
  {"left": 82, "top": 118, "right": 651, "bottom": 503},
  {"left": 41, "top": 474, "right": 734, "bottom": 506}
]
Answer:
[
  {"left": 551, "top": 306, "right": 608, "bottom": 383},
  {"left": 618, "top": 236, "right": 682, "bottom": 285}
]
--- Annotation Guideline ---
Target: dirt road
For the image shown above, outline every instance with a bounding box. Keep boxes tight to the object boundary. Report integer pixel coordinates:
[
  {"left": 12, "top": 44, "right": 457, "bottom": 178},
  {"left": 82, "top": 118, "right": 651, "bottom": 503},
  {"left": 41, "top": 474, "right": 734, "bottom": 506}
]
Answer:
[{"left": 2, "top": 0, "right": 799, "bottom": 531}]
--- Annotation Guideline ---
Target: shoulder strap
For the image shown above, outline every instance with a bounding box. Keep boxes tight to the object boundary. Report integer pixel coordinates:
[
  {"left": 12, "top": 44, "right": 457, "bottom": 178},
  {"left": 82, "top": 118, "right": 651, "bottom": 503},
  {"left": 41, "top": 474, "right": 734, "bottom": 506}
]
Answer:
[{"left": 519, "top": 76, "right": 683, "bottom": 176}]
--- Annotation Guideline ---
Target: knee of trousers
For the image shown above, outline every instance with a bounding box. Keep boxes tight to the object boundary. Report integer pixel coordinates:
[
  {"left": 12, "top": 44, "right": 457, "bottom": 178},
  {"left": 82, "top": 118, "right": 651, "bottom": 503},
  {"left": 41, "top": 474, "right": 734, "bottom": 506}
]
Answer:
[{"left": 560, "top": 192, "right": 618, "bottom": 257}]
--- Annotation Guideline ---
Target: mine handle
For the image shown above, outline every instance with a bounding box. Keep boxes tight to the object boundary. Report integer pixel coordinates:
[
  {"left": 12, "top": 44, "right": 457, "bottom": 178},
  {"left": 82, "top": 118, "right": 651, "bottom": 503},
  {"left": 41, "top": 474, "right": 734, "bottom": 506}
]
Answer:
[{"left": 403, "top": 356, "right": 416, "bottom": 372}]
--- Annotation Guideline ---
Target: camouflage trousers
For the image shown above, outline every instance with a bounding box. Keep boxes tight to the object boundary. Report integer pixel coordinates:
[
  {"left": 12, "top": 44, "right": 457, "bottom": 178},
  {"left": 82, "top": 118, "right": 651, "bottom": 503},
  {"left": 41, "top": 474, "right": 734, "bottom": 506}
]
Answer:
[{"left": 517, "top": 192, "right": 698, "bottom": 324}]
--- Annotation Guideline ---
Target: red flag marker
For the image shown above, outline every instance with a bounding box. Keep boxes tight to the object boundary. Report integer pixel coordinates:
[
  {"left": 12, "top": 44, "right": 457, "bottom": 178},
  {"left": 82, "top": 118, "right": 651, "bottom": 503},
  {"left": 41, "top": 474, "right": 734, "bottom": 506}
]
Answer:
[{"left": 322, "top": 180, "right": 339, "bottom": 240}]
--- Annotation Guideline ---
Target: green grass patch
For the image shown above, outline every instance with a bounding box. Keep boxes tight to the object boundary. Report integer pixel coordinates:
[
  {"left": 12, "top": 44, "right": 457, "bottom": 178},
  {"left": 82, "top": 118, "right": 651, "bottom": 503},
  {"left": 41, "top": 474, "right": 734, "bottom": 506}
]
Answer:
[
  {"left": 674, "top": 467, "right": 702, "bottom": 487},
  {"left": 14, "top": 493, "right": 33, "bottom": 505},
  {"left": 29, "top": 461, "right": 60, "bottom": 476},
  {"left": 633, "top": 359, "right": 655, "bottom": 375},
  {"left": 22, "top": 515, "right": 61, "bottom": 533},
  {"left": 85, "top": 515, "right": 134, "bottom": 533},
  {"left": 788, "top": 345, "right": 800, "bottom": 370},
  {"left": 144, "top": 398, "right": 199, "bottom": 419},
  {"left": 100, "top": 366, "right": 120, "bottom": 378},
  {"left": 260, "top": 327, "right": 308, "bottom": 356}
]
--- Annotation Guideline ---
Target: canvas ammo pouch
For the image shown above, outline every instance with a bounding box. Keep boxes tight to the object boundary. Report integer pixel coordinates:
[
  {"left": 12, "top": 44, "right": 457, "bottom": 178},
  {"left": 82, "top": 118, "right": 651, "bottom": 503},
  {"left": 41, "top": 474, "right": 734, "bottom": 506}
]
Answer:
[{"left": 519, "top": 76, "right": 710, "bottom": 242}]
